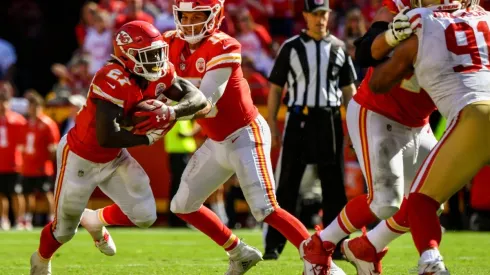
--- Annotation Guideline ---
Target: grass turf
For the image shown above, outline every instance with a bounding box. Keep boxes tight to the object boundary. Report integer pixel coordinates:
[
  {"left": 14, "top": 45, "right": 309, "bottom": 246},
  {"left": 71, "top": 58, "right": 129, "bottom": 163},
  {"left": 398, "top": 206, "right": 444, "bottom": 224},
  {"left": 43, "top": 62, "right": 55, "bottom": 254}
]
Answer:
[{"left": 1, "top": 228, "right": 488, "bottom": 274}]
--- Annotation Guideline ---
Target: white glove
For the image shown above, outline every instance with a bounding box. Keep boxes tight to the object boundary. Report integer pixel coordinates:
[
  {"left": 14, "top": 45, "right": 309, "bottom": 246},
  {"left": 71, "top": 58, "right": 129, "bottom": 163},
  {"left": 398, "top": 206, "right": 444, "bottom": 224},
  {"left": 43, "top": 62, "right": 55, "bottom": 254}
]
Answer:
[{"left": 385, "top": 7, "right": 413, "bottom": 47}]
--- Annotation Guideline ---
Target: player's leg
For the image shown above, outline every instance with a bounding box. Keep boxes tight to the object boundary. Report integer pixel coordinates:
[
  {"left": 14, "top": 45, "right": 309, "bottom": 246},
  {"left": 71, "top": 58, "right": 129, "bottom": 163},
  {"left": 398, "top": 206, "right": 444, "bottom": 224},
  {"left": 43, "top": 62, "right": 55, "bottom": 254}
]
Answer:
[
  {"left": 10, "top": 177, "right": 25, "bottom": 230},
  {"left": 40, "top": 176, "right": 56, "bottom": 224},
  {"left": 358, "top": 123, "right": 438, "bottom": 257},
  {"left": 23, "top": 177, "right": 39, "bottom": 230},
  {"left": 230, "top": 116, "right": 334, "bottom": 274},
  {"left": 0, "top": 173, "right": 14, "bottom": 230},
  {"left": 170, "top": 139, "right": 240, "bottom": 250},
  {"left": 80, "top": 149, "right": 156, "bottom": 256},
  {"left": 320, "top": 102, "right": 405, "bottom": 242},
  {"left": 408, "top": 104, "right": 490, "bottom": 272},
  {"left": 207, "top": 187, "right": 229, "bottom": 225},
  {"left": 31, "top": 139, "right": 100, "bottom": 274}
]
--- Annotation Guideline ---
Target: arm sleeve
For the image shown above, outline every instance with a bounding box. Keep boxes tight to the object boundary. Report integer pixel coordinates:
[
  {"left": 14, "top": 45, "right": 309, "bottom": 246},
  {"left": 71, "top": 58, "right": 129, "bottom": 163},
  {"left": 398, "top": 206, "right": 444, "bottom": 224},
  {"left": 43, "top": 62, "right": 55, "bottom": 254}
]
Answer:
[
  {"left": 354, "top": 21, "right": 390, "bottom": 68},
  {"left": 339, "top": 50, "right": 358, "bottom": 87},
  {"left": 268, "top": 42, "right": 291, "bottom": 87},
  {"left": 200, "top": 67, "right": 232, "bottom": 105}
]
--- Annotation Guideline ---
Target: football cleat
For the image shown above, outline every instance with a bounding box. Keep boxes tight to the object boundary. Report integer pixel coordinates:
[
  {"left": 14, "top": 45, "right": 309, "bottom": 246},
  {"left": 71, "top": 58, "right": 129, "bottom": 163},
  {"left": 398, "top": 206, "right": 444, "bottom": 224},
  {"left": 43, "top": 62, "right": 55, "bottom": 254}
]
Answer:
[
  {"left": 1, "top": 219, "right": 11, "bottom": 231},
  {"left": 80, "top": 208, "right": 116, "bottom": 256},
  {"left": 300, "top": 232, "right": 346, "bottom": 275},
  {"left": 225, "top": 241, "right": 263, "bottom": 275},
  {"left": 30, "top": 251, "right": 52, "bottom": 275},
  {"left": 418, "top": 255, "right": 450, "bottom": 275},
  {"left": 341, "top": 236, "right": 388, "bottom": 275}
]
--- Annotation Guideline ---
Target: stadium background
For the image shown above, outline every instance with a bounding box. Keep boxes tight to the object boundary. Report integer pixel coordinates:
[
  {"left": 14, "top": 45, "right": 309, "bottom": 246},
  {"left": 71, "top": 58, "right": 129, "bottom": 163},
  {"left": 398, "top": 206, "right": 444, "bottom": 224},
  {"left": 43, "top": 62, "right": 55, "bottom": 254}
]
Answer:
[{"left": 0, "top": 0, "right": 489, "bottom": 230}]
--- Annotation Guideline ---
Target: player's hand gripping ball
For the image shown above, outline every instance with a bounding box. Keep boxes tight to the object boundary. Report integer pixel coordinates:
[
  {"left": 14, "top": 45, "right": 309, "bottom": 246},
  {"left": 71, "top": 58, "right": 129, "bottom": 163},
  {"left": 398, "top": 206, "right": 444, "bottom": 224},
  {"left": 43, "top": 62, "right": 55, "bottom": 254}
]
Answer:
[{"left": 133, "top": 99, "right": 176, "bottom": 133}]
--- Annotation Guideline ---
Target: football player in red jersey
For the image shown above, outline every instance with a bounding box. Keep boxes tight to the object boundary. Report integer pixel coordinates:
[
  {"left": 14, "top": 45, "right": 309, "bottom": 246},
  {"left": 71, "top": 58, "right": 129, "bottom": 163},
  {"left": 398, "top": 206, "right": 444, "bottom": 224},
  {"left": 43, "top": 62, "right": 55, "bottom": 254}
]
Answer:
[
  {"left": 19, "top": 91, "right": 60, "bottom": 231},
  {"left": 30, "top": 21, "right": 208, "bottom": 275},
  {"left": 150, "top": 0, "right": 319, "bottom": 273},
  {"left": 0, "top": 82, "right": 27, "bottom": 231},
  {"left": 300, "top": 0, "right": 448, "bottom": 274}
]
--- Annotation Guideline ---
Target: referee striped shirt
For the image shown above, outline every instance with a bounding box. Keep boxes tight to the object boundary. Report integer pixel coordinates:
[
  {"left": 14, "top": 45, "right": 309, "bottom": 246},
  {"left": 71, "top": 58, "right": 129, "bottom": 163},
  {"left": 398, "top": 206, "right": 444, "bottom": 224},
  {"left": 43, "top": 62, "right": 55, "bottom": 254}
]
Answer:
[{"left": 269, "top": 30, "right": 357, "bottom": 108}]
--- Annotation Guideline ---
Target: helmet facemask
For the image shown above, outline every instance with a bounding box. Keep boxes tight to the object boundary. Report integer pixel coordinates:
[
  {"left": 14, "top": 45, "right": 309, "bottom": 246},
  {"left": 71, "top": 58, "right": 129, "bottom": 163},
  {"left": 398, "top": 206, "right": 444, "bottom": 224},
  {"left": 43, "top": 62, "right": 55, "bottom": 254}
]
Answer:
[
  {"left": 173, "top": 3, "right": 222, "bottom": 44},
  {"left": 125, "top": 41, "right": 169, "bottom": 82}
]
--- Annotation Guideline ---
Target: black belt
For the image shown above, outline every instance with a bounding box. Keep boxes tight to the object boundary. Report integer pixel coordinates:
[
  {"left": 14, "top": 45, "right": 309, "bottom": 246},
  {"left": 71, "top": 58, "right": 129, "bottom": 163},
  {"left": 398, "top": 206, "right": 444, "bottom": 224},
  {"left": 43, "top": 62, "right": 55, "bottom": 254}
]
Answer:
[{"left": 288, "top": 105, "right": 340, "bottom": 115}]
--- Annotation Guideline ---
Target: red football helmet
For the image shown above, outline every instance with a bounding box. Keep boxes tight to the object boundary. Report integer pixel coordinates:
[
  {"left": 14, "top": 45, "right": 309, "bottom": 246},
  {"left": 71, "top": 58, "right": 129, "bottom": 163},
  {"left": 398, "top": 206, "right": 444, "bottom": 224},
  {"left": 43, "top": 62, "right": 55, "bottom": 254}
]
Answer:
[
  {"left": 173, "top": 0, "right": 225, "bottom": 44},
  {"left": 112, "top": 21, "right": 169, "bottom": 81}
]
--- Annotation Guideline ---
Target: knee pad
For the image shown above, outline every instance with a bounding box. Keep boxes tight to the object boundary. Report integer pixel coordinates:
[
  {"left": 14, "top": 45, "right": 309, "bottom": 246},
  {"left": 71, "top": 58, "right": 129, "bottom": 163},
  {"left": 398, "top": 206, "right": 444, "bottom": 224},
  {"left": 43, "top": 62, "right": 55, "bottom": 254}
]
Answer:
[
  {"left": 53, "top": 226, "right": 77, "bottom": 244},
  {"left": 169, "top": 182, "right": 201, "bottom": 214},
  {"left": 131, "top": 199, "right": 157, "bottom": 228}
]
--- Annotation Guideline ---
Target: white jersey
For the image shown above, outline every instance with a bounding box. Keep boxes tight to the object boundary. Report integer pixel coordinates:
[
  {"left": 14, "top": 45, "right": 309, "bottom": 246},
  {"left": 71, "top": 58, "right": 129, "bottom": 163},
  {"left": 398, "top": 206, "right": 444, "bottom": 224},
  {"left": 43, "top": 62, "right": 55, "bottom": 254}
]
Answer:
[{"left": 410, "top": 8, "right": 490, "bottom": 121}]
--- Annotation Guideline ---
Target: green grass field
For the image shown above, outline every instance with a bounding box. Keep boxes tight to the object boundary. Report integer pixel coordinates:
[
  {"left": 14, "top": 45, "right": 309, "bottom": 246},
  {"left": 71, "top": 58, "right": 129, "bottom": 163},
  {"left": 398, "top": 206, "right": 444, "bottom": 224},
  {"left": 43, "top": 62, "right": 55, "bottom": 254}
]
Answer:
[{"left": 1, "top": 228, "right": 489, "bottom": 274}]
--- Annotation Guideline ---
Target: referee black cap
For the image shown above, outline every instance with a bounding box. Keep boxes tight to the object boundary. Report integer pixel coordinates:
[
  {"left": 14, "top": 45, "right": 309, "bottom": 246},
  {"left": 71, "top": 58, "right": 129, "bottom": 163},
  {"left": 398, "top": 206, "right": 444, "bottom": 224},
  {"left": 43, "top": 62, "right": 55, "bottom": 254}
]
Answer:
[{"left": 304, "top": 0, "right": 331, "bottom": 13}]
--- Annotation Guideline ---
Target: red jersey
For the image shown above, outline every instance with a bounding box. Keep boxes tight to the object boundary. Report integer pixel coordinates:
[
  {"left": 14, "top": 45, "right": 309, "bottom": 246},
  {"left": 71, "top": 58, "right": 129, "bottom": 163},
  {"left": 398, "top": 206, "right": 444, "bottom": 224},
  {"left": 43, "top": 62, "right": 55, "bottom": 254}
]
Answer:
[
  {"left": 20, "top": 114, "right": 60, "bottom": 177},
  {"left": 354, "top": 0, "right": 436, "bottom": 128},
  {"left": 0, "top": 111, "right": 26, "bottom": 173},
  {"left": 67, "top": 62, "right": 176, "bottom": 163},
  {"left": 163, "top": 30, "right": 259, "bottom": 141}
]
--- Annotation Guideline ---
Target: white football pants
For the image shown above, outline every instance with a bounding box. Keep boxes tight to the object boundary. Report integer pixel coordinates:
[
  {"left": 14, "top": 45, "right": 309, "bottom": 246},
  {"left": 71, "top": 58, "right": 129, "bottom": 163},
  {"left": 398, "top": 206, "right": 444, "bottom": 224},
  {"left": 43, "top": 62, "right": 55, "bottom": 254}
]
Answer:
[
  {"left": 51, "top": 135, "right": 156, "bottom": 243},
  {"left": 347, "top": 99, "right": 437, "bottom": 220},
  {"left": 171, "top": 114, "right": 278, "bottom": 221}
]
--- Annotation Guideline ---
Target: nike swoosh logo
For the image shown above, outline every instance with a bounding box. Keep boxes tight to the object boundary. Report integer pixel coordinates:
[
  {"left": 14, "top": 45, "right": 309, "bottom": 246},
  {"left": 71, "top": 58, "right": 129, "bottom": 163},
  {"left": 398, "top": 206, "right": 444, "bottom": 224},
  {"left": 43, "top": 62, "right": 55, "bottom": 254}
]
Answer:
[
  {"left": 108, "top": 83, "right": 116, "bottom": 89},
  {"left": 223, "top": 43, "right": 233, "bottom": 50},
  {"left": 231, "top": 137, "right": 239, "bottom": 143}
]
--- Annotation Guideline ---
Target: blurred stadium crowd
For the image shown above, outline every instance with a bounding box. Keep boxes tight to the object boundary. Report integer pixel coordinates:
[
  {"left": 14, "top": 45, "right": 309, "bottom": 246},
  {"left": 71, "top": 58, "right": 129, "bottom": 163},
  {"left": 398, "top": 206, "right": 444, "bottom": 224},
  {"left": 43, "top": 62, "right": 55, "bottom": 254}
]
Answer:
[{"left": 0, "top": 0, "right": 489, "bottom": 231}]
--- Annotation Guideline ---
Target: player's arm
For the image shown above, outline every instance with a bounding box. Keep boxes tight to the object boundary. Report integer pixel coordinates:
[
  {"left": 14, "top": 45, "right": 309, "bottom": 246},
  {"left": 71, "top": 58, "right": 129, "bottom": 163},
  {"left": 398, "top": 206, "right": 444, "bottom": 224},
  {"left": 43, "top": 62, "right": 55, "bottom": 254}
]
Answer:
[
  {"left": 369, "top": 35, "right": 418, "bottom": 93},
  {"left": 355, "top": 6, "right": 412, "bottom": 67},
  {"left": 191, "top": 67, "right": 232, "bottom": 119},
  {"left": 95, "top": 99, "right": 152, "bottom": 147},
  {"left": 165, "top": 76, "right": 211, "bottom": 119}
]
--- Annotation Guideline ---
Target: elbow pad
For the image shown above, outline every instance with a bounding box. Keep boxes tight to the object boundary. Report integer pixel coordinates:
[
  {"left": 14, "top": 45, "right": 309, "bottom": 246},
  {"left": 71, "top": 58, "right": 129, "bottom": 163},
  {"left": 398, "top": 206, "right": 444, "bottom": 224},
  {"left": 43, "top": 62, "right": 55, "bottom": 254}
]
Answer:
[{"left": 354, "top": 21, "right": 390, "bottom": 68}]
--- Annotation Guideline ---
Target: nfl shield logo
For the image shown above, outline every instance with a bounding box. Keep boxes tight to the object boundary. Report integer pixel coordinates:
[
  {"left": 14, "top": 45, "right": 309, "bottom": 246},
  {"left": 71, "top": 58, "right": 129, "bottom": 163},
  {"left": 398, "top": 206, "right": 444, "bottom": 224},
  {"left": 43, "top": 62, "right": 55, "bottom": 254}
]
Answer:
[
  {"left": 314, "top": 0, "right": 324, "bottom": 4},
  {"left": 78, "top": 170, "right": 84, "bottom": 177}
]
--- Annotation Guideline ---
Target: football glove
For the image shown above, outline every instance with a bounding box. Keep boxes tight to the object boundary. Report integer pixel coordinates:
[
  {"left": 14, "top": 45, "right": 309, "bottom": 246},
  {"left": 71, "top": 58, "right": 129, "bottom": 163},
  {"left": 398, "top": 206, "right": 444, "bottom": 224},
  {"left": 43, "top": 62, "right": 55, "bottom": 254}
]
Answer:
[
  {"left": 385, "top": 7, "right": 413, "bottom": 47},
  {"left": 134, "top": 103, "right": 176, "bottom": 132},
  {"left": 144, "top": 122, "right": 175, "bottom": 145}
]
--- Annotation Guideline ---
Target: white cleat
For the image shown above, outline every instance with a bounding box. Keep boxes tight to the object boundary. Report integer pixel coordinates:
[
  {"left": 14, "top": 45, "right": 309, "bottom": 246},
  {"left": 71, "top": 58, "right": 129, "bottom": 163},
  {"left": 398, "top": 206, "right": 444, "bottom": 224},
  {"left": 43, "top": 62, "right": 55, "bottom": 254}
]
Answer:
[
  {"left": 30, "top": 251, "right": 51, "bottom": 275},
  {"left": 418, "top": 256, "right": 450, "bottom": 275},
  {"left": 80, "top": 208, "right": 116, "bottom": 256},
  {"left": 25, "top": 221, "right": 34, "bottom": 231},
  {"left": 225, "top": 241, "right": 263, "bottom": 275},
  {"left": 1, "top": 219, "right": 11, "bottom": 231}
]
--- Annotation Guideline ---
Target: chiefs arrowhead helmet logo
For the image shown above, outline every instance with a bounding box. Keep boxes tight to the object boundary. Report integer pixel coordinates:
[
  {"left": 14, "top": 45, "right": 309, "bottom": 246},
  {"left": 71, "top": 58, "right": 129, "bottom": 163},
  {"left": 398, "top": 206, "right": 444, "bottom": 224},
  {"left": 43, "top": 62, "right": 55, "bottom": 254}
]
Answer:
[{"left": 116, "top": 31, "right": 134, "bottom": 46}]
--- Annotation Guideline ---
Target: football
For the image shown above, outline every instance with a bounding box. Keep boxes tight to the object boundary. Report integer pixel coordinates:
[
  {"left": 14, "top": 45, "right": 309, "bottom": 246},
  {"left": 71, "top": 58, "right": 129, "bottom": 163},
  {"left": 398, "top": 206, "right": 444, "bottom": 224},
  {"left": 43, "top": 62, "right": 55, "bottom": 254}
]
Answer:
[{"left": 118, "top": 99, "right": 166, "bottom": 130}]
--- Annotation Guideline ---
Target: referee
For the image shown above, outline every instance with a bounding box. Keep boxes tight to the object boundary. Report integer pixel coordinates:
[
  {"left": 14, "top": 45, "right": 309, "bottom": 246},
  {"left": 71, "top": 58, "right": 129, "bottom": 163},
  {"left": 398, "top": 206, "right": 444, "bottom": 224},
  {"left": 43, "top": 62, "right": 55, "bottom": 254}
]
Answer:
[{"left": 264, "top": 0, "right": 357, "bottom": 259}]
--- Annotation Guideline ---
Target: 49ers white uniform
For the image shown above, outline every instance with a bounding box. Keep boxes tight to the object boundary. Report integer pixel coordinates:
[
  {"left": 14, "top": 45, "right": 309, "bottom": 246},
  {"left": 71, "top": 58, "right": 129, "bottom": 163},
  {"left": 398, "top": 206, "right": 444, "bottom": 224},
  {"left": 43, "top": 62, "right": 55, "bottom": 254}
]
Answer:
[{"left": 408, "top": 7, "right": 490, "bottom": 202}]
